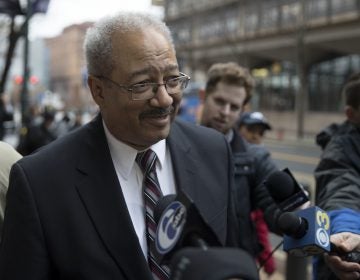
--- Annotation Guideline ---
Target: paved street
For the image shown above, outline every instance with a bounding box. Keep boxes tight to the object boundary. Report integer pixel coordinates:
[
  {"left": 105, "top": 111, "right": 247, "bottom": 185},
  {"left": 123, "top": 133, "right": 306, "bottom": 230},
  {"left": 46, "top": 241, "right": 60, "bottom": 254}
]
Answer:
[{"left": 265, "top": 137, "right": 322, "bottom": 200}]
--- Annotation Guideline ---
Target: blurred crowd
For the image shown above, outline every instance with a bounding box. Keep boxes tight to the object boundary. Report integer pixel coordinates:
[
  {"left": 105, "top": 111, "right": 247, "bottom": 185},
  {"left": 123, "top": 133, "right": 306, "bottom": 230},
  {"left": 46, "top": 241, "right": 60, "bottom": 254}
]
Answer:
[{"left": 0, "top": 102, "right": 93, "bottom": 156}]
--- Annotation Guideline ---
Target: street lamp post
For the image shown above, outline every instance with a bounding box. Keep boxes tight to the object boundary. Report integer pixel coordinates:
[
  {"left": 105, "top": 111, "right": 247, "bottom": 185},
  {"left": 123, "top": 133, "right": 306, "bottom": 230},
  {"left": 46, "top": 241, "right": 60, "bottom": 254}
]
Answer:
[
  {"left": 296, "top": 0, "right": 308, "bottom": 139},
  {"left": 20, "top": 0, "right": 32, "bottom": 126},
  {"left": 286, "top": 1, "right": 311, "bottom": 279}
]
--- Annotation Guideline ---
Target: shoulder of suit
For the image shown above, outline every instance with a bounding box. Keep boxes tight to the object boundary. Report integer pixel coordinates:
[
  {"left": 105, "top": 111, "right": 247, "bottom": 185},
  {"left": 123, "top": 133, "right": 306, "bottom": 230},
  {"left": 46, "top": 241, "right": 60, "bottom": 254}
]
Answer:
[
  {"left": 19, "top": 121, "right": 93, "bottom": 167},
  {"left": 0, "top": 141, "right": 22, "bottom": 165},
  {"left": 173, "top": 118, "right": 225, "bottom": 139}
]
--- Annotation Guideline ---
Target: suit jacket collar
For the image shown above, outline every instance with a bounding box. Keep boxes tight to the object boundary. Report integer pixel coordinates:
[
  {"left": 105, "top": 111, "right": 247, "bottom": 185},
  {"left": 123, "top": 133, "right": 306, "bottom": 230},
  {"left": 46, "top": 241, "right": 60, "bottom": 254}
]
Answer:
[
  {"left": 75, "top": 115, "right": 152, "bottom": 280},
  {"left": 168, "top": 121, "right": 227, "bottom": 245},
  {"left": 230, "top": 128, "right": 248, "bottom": 153},
  {"left": 167, "top": 121, "right": 197, "bottom": 201}
]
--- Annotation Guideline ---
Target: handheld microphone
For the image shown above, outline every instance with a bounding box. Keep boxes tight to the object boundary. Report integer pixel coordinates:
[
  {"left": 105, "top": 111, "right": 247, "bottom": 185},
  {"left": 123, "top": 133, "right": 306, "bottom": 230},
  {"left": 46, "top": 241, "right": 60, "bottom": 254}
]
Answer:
[
  {"left": 265, "top": 168, "right": 309, "bottom": 211},
  {"left": 278, "top": 207, "right": 360, "bottom": 263},
  {"left": 170, "top": 247, "right": 259, "bottom": 280},
  {"left": 278, "top": 206, "right": 331, "bottom": 257},
  {"left": 153, "top": 191, "right": 221, "bottom": 264}
]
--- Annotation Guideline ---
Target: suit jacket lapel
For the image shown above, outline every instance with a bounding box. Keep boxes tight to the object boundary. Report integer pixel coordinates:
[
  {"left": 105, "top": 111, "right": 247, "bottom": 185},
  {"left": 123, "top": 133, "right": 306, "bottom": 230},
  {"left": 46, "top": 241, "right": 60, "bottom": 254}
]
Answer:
[
  {"left": 167, "top": 121, "right": 227, "bottom": 245},
  {"left": 75, "top": 116, "right": 152, "bottom": 280},
  {"left": 168, "top": 122, "right": 216, "bottom": 219},
  {"left": 167, "top": 123, "right": 197, "bottom": 200}
]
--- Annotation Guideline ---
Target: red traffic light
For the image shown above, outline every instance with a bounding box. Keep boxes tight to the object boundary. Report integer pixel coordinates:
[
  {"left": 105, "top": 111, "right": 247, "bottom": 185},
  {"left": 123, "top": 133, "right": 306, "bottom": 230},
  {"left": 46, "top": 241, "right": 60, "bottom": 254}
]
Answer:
[
  {"left": 13, "top": 75, "right": 40, "bottom": 85},
  {"left": 14, "top": 75, "right": 23, "bottom": 85},
  {"left": 29, "top": 75, "right": 39, "bottom": 85}
]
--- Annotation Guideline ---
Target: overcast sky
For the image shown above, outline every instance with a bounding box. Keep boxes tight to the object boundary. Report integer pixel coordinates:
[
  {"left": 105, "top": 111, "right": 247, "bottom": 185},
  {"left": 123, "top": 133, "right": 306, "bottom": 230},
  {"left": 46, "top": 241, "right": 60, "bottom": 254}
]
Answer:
[{"left": 30, "top": 0, "right": 163, "bottom": 39}]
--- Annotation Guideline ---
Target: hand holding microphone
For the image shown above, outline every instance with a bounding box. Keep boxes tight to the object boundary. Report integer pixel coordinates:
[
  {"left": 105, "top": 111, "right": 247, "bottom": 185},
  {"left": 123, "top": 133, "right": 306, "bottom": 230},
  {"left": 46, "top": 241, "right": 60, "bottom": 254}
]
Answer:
[
  {"left": 325, "top": 232, "right": 360, "bottom": 280},
  {"left": 331, "top": 232, "right": 360, "bottom": 256},
  {"left": 277, "top": 208, "right": 360, "bottom": 263},
  {"left": 264, "top": 169, "right": 359, "bottom": 263}
]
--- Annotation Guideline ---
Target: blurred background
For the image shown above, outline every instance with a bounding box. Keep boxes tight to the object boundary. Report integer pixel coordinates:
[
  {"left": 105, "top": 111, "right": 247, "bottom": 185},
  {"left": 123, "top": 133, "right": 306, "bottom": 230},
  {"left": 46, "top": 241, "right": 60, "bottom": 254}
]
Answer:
[
  {"left": 1, "top": 0, "right": 360, "bottom": 141},
  {"left": 1, "top": 0, "right": 360, "bottom": 279}
]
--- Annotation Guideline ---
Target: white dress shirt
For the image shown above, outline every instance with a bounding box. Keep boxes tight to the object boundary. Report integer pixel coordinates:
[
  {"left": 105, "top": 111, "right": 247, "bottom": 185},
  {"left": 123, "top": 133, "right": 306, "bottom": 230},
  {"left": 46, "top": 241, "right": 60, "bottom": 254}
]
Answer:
[{"left": 103, "top": 123, "right": 177, "bottom": 257}]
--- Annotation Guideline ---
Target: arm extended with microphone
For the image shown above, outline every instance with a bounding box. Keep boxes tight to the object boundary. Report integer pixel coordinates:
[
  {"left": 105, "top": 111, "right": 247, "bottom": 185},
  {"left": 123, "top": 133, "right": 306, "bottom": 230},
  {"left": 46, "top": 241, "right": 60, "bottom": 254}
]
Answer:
[
  {"left": 277, "top": 209, "right": 360, "bottom": 263},
  {"left": 264, "top": 169, "right": 359, "bottom": 263}
]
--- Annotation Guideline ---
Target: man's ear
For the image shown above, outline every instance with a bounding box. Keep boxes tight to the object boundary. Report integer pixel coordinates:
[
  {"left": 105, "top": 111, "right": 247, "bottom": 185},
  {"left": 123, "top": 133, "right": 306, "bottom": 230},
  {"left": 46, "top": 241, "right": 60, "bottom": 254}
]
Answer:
[
  {"left": 88, "top": 75, "right": 105, "bottom": 105},
  {"left": 345, "top": 105, "right": 353, "bottom": 120},
  {"left": 345, "top": 105, "right": 360, "bottom": 124},
  {"left": 243, "top": 104, "right": 251, "bottom": 113}
]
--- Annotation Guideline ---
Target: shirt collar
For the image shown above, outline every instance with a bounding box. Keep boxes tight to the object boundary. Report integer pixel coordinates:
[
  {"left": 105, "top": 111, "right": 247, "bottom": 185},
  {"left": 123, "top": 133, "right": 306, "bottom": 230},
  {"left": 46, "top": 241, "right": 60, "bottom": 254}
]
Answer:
[
  {"left": 147, "top": 140, "right": 166, "bottom": 170},
  {"left": 225, "top": 129, "right": 234, "bottom": 143},
  {"left": 103, "top": 121, "right": 167, "bottom": 179}
]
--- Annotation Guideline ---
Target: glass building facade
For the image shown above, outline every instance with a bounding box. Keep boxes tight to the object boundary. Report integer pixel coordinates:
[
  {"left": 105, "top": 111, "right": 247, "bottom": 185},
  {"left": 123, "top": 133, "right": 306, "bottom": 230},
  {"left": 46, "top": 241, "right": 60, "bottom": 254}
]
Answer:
[
  {"left": 252, "top": 55, "right": 360, "bottom": 112},
  {"left": 165, "top": 0, "right": 360, "bottom": 114}
]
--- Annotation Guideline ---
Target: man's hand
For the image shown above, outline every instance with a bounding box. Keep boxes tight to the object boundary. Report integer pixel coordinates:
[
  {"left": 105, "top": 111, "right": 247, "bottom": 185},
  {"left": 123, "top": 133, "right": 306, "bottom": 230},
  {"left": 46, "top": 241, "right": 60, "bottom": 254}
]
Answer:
[{"left": 325, "top": 232, "right": 360, "bottom": 280}]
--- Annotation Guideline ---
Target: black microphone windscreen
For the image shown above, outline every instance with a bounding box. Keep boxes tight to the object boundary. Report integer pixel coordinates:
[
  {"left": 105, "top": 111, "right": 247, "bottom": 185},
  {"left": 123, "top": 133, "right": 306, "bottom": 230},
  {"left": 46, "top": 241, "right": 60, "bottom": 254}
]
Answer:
[
  {"left": 154, "top": 194, "right": 177, "bottom": 224},
  {"left": 170, "top": 247, "right": 259, "bottom": 280},
  {"left": 277, "top": 212, "right": 307, "bottom": 238},
  {"left": 266, "top": 171, "right": 295, "bottom": 201}
]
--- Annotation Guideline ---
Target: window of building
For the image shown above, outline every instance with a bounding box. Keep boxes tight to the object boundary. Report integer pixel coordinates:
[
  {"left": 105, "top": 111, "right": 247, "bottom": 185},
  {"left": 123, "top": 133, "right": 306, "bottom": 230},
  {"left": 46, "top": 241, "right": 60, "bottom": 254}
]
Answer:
[
  {"left": 331, "top": 0, "right": 357, "bottom": 14},
  {"left": 281, "top": 1, "right": 301, "bottom": 28},
  {"left": 260, "top": 0, "right": 279, "bottom": 31},
  {"left": 306, "top": 0, "right": 327, "bottom": 20}
]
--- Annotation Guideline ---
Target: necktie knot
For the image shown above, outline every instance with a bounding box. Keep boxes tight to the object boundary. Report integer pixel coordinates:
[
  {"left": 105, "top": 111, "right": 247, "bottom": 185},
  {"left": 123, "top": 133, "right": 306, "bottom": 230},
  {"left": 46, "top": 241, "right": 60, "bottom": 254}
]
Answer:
[{"left": 136, "top": 149, "right": 157, "bottom": 175}]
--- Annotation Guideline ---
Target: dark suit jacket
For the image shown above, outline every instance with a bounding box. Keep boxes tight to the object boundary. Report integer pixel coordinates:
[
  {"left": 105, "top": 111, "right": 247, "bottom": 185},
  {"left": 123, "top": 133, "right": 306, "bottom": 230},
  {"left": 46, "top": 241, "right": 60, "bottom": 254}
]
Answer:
[{"left": 0, "top": 115, "right": 237, "bottom": 280}]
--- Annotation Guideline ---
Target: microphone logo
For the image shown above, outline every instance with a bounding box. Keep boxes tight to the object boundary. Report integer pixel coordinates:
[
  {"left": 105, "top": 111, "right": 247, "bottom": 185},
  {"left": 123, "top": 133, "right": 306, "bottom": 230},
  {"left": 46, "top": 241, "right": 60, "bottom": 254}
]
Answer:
[
  {"left": 316, "top": 210, "right": 330, "bottom": 230},
  {"left": 316, "top": 210, "right": 330, "bottom": 248},
  {"left": 155, "top": 201, "right": 187, "bottom": 255},
  {"left": 316, "top": 228, "right": 330, "bottom": 247}
]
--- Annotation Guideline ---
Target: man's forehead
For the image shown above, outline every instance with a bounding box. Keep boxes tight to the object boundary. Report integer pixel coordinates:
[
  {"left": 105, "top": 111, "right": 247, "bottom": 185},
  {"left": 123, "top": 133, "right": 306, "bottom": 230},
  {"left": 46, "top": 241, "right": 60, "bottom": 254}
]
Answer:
[
  {"left": 112, "top": 27, "right": 171, "bottom": 49},
  {"left": 127, "top": 64, "right": 179, "bottom": 78},
  {"left": 110, "top": 30, "right": 178, "bottom": 77}
]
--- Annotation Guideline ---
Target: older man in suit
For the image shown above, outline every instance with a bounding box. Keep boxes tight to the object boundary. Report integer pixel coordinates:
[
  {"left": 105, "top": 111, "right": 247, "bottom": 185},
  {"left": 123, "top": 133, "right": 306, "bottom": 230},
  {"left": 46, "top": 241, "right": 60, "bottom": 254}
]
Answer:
[{"left": 0, "top": 12, "right": 241, "bottom": 280}]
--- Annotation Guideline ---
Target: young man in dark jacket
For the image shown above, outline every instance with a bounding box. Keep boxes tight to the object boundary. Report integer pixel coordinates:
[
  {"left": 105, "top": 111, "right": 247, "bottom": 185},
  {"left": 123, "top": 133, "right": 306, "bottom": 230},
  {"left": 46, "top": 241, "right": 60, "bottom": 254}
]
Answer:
[
  {"left": 199, "top": 62, "right": 282, "bottom": 275},
  {"left": 314, "top": 76, "right": 360, "bottom": 280}
]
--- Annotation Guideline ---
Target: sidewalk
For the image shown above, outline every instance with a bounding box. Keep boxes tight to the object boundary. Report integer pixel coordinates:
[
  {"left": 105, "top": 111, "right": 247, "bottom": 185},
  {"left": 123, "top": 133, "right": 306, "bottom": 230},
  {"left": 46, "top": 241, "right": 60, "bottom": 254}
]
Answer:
[{"left": 265, "top": 135, "right": 318, "bottom": 149}]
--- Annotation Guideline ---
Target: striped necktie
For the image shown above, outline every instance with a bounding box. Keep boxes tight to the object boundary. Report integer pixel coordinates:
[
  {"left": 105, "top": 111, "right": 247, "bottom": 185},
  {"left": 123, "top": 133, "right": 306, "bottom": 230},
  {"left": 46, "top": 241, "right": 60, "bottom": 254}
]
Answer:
[{"left": 136, "top": 149, "right": 170, "bottom": 280}]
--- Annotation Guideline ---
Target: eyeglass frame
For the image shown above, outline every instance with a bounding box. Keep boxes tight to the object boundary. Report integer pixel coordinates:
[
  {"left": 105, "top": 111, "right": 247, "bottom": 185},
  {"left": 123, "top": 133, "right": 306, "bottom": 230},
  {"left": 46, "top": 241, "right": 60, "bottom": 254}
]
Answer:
[{"left": 97, "top": 72, "right": 191, "bottom": 101}]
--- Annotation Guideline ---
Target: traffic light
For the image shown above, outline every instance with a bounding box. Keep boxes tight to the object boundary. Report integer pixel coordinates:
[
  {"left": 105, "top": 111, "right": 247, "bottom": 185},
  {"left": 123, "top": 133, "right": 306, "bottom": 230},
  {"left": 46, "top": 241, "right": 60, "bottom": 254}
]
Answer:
[
  {"left": 29, "top": 75, "right": 39, "bottom": 85},
  {"left": 14, "top": 75, "right": 23, "bottom": 85},
  {"left": 13, "top": 75, "right": 39, "bottom": 85}
]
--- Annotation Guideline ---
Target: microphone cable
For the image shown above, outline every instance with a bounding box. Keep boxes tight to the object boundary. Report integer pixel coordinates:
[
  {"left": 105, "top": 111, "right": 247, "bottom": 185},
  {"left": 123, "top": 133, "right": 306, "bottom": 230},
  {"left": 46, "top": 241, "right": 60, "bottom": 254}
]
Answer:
[{"left": 257, "top": 240, "right": 284, "bottom": 272}]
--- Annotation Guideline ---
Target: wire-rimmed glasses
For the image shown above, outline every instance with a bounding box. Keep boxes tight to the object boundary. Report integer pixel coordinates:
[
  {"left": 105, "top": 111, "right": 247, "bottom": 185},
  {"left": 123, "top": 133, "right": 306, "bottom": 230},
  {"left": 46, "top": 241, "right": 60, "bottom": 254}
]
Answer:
[{"left": 98, "top": 72, "right": 190, "bottom": 101}]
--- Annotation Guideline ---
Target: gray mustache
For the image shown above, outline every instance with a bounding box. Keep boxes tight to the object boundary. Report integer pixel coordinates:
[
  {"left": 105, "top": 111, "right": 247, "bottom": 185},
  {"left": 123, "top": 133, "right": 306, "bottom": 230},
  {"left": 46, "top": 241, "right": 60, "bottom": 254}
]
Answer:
[{"left": 141, "top": 107, "right": 174, "bottom": 118}]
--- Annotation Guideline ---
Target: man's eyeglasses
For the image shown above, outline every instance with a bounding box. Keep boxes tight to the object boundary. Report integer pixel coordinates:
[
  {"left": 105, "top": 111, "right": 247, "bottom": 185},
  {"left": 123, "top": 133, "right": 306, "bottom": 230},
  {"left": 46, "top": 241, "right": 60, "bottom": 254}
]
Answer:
[{"left": 98, "top": 72, "right": 190, "bottom": 101}]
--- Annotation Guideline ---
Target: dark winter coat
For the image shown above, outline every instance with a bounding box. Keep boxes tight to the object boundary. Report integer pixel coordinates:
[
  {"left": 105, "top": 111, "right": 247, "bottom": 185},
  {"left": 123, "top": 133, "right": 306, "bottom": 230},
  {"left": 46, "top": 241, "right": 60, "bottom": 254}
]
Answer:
[
  {"left": 314, "top": 121, "right": 360, "bottom": 280},
  {"left": 315, "top": 121, "right": 360, "bottom": 212},
  {"left": 230, "top": 129, "right": 280, "bottom": 256}
]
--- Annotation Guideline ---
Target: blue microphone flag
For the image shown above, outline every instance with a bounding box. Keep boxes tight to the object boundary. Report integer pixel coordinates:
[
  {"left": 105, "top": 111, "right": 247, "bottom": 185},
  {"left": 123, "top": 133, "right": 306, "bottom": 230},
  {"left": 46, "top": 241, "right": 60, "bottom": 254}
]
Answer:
[{"left": 283, "top": 206, "right": 331, "bottom": 257}]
